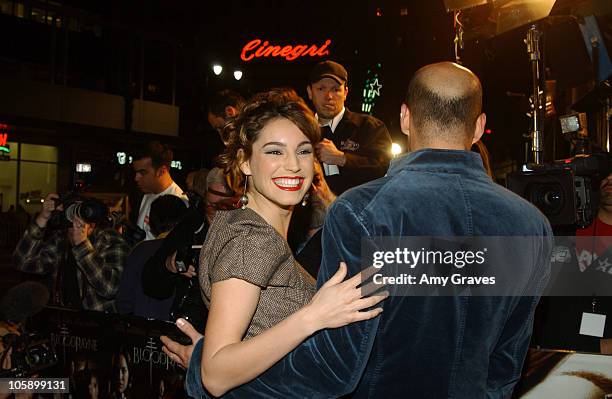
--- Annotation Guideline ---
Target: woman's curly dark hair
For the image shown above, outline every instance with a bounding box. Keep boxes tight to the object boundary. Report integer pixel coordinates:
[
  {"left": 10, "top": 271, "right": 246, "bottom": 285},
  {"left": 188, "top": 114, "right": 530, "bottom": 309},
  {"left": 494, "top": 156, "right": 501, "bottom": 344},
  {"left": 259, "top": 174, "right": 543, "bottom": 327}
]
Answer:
[{"left": 217, "top": 88, "right": 321, "bottom": 195}]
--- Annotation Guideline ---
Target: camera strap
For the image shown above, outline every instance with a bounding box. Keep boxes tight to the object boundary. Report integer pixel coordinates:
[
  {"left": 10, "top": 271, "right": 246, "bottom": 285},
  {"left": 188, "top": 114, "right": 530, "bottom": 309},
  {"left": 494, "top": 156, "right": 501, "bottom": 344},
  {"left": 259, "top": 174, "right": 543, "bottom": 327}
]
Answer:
[{"left": 57, "top": 242, "right": 83, "bottom": 309}]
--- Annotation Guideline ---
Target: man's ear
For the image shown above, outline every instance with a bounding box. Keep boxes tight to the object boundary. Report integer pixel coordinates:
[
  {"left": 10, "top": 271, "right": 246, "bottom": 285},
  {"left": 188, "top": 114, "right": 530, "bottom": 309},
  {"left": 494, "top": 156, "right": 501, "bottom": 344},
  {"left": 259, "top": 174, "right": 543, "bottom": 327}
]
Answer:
[
  {"left": 156, "top": 165, "right": 168, "bottom": 177},
  {"left": 225, "top": 106, "right": 238, "bottom": 118},
  {"left": 306, "top": 85, "right": 313, "bottom": 101},
  {"left": 400, "top": 104, "right": 410, "bottom": 136},
  {"left": 237, "top": 149, "right": 251, "bottom": 176},
  {"left": 344, "top": 85, "right": 349, "bottom": 98},
  {"left": 471, "top": 113, "right": 486, "bottom": 145}
]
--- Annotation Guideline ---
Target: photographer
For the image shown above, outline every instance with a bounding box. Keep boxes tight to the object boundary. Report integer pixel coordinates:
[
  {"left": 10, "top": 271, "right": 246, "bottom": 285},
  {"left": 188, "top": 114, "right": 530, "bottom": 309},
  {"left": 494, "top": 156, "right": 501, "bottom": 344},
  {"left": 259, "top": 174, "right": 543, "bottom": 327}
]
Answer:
[
  {"left": 141, "top": 167, "right": 237, "bottom": 331},
  {"left": 575, "top": 172, "right": 612, "bottom": 353},
  {"left": 0, "top": 282, "right": 52, "bottom": 399},
  {"left": 12, "top": 193, "right": 129, "bottom": 312},
  {"left": 116, "top": 195, "right": 188, "bottom": 320},
  {"left": 536, "top": 172, "right": 612, "bottom": 354}
]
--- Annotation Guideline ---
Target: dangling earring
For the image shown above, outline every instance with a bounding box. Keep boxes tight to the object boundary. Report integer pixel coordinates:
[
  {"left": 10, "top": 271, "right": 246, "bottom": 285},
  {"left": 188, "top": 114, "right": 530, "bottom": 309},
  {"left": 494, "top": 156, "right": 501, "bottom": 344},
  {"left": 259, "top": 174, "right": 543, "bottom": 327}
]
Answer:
[
  {"left": 301, "top": 193, "right": 310, "bottom": 207},
  {"left": 239, "top": 176, "right": 249, "bottom": 209}
]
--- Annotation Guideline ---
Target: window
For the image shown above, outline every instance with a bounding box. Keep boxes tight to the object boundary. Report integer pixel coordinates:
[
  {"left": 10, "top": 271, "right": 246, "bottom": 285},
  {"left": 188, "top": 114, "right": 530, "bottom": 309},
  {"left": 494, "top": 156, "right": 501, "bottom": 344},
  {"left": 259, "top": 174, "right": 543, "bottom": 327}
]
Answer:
[
  {"left": 0, "top": 142, "right": 58, "bottom": 215},
  {"left": 0, "top": 0, "right": 12, "bottom": 15},
  {"left": 15, "top": 2, "right": 24, "bottom": 18}
]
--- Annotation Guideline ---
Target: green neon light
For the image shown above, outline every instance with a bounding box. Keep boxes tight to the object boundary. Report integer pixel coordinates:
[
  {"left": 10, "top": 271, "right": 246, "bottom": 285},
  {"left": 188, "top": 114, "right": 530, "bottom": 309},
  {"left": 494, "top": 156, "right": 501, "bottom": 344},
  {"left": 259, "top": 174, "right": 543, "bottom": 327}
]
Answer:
[{"left": 0, "top": 147, "right": 10, "bottom": 153}]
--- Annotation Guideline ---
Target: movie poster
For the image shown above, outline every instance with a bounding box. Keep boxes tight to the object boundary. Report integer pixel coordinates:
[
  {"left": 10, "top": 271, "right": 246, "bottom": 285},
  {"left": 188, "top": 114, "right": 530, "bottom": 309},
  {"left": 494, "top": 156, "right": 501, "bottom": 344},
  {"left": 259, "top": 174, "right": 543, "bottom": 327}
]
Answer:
[{"left": 29, "top": 307, "right": 188, "bottom": 398}]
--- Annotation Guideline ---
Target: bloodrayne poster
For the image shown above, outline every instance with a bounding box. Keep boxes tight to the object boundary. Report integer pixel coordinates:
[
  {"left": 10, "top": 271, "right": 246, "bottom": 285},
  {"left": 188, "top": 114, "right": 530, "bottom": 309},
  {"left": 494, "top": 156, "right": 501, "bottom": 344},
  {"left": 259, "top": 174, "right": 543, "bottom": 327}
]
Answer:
[{"left": 29, "top": 306, "right": 189, "bottom": 398}]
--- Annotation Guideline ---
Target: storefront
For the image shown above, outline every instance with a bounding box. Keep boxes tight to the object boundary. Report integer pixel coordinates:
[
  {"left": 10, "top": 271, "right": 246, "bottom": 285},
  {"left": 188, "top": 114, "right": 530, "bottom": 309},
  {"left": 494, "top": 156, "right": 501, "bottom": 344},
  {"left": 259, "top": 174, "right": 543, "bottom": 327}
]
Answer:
[{"left": 1, "top": 127, "right": 59, "bottom": 214}]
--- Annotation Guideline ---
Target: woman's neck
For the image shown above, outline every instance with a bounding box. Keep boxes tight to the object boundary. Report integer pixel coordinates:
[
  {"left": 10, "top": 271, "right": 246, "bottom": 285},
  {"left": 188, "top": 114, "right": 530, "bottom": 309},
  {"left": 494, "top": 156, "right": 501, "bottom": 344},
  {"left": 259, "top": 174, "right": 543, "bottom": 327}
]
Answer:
[{"left": 247, "top": 196, "right": 293, "bottom": 239}]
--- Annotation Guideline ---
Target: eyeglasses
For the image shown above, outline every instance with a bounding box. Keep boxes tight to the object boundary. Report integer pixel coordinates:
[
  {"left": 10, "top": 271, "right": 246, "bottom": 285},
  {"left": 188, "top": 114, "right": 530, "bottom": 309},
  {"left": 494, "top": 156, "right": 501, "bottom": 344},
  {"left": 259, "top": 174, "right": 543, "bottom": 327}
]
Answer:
[{"left": 206, "top": 199, "right": 238, "bottom": 211}]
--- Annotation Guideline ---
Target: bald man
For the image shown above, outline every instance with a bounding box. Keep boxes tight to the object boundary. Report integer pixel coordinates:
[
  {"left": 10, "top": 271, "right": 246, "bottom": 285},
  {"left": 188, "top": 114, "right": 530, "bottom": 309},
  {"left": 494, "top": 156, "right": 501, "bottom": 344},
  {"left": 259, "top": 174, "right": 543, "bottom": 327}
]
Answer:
[{"left": 166, "top": 63, "right": 553, "bottom": 398}]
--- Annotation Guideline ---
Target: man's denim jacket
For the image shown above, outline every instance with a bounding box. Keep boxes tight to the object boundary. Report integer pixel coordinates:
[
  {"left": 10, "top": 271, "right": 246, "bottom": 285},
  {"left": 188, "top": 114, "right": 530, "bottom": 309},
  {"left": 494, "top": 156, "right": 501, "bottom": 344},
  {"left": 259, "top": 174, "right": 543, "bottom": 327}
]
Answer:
[{"left": 186, "top": 149, "right": 553, "bottom": 398}]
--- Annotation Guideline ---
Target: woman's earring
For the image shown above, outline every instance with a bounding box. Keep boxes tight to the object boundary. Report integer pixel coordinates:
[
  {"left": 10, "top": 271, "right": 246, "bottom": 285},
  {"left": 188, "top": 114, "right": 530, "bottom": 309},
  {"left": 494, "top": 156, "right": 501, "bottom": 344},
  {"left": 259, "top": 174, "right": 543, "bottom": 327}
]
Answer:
[
  {"left": 240, "top": 177, "right": 249, "bottom": 209},
  {"left": 301, "top": 193, "right": 310, "bottom": 207}
]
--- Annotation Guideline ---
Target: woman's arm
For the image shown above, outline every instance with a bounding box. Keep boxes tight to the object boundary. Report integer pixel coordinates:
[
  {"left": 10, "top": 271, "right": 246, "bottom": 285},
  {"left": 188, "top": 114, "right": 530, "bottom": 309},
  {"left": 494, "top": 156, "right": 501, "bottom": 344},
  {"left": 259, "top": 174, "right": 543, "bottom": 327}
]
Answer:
[{"left": 201, "top": 263, "right": 385, "bottom": 397}]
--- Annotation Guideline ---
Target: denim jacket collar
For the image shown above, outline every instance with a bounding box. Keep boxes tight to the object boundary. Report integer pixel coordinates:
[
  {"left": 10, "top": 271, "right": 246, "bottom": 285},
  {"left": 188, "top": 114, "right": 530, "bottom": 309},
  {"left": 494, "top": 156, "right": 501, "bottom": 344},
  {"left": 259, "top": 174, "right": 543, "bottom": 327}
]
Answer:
[{"left": 388, "top": 148, "right": 486, "bottom": 178}]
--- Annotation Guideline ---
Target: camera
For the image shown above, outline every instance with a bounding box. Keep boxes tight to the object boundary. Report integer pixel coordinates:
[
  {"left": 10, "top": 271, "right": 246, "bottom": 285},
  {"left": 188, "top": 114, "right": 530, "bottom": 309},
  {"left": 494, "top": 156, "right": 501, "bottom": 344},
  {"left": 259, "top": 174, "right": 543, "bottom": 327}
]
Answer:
[
  {"left": 184, "top": 190, "right": 205, "bottom": 215},
  {"left": 48, "top": 193, "right": 110, "bottom": 230},
  {"left": 507, "top": 153, "right": 612, "bottom": 228},
  {"left": 0, "top": 333, "right": 57, "bottom": 378},
  {"left": 175, "top": 244, "right": 201, "bottom": 274}
]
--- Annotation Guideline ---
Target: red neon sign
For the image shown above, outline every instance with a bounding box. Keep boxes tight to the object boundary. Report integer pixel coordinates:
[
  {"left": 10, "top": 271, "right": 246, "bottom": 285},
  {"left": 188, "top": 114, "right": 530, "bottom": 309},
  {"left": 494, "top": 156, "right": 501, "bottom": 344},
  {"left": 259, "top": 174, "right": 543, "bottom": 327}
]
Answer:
[
  {"left": 0, "top": 124, "right": 8, "bottom": 148},
  {"left": 241, "top": 39, "right": 332, "bottom": 62},
  {"left": 0, "top": 124, "right": 10, "bottom": 153}
]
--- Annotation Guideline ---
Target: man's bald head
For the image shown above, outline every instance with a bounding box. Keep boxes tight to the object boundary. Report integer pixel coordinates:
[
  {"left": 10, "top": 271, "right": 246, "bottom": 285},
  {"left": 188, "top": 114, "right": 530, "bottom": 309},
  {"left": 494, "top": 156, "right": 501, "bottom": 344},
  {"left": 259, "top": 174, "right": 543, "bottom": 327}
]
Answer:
[{"left": 404, "top": 62, "right": 483, "bottom": 146}]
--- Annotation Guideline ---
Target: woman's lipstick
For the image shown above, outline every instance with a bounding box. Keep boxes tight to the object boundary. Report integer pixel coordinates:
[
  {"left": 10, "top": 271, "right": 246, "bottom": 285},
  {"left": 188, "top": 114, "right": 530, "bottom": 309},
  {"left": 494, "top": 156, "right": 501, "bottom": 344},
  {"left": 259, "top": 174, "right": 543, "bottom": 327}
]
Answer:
[{"left": 272, "top": 176, "right": 304, "bottom": 191}]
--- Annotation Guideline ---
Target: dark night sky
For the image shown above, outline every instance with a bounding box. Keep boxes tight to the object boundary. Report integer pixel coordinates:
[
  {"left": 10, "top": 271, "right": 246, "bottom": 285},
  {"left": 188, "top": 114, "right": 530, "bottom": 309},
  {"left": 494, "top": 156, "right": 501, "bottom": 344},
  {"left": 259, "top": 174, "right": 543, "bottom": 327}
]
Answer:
[
  {"left": 184, "top": 0, "right": 606, "bottom": 164},
  {"left": 70, "top": 0, "right": 611, "bottom": 166}
]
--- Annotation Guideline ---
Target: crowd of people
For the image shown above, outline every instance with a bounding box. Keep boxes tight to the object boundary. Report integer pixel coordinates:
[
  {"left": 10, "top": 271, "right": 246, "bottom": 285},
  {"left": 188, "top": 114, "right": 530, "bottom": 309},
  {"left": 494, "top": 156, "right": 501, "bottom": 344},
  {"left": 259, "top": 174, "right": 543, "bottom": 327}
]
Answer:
[{"left": 3, "top": 59, "right": 611, "bottom": 398}]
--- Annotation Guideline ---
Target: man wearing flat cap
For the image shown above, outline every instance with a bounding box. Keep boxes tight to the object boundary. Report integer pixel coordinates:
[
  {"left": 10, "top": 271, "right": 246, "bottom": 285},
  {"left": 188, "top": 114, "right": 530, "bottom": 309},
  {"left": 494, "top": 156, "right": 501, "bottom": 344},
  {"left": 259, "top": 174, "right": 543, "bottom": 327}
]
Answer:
[{"left": 307, "top": 60, "right": 392, "bottom": 195}]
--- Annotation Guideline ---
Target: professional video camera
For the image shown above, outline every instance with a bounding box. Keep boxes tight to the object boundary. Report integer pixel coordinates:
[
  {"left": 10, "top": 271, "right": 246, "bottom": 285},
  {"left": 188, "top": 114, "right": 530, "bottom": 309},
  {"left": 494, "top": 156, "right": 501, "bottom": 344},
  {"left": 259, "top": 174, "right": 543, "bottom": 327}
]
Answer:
[
  {"left": 507, "top": 152, "right": 612, "bottom": 228},
  {"left": 0, "top": 332, "right": 57, "bottom": 378}
]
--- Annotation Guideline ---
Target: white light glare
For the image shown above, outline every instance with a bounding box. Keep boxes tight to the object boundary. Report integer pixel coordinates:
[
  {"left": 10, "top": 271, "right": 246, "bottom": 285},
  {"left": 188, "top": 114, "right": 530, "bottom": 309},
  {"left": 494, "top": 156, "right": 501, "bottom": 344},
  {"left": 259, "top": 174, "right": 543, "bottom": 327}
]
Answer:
[
  {"left": 212, "top": 64, "right": 223, "bottom": 76},
  {"left": 76, "top": 163, "right": 92, "bottom": 173},
  {"left": 116, "top": 152, "right": 127, "bottom": 165},
  {"left": 233, "top": 70, "right": 243, "bottom": 81},
  {"left": 391, "top": 143, "right": 402, "bottom": 156}
]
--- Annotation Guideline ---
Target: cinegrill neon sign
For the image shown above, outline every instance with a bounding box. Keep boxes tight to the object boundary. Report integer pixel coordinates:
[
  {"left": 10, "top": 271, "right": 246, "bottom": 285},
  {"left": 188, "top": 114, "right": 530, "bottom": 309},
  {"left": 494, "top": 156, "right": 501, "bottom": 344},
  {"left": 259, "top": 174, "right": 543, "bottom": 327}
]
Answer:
[
  {"left": 241, "top": 39, "right": 331, "bottom": 62},
  {"left": 0, "top": 124, "right": 9, "bottom": 154}
]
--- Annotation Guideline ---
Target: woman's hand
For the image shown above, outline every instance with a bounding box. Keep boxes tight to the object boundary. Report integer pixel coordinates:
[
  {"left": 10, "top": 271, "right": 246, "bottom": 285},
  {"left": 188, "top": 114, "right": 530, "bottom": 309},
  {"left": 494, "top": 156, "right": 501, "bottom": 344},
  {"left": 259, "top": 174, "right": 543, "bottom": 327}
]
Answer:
[
  {"left": 302, "top": 262, "right": 388, "bottom": 333},
  {"left": 161, "top": 318, "right": 203, "bottom": 369}
]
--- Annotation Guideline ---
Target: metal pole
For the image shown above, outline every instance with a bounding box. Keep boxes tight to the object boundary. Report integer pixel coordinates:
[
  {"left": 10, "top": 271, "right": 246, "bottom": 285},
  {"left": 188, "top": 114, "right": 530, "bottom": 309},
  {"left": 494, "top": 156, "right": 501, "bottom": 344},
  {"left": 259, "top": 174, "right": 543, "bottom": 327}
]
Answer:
[{"left": 525, "top": 25, "right": 544, "bottom": 164}]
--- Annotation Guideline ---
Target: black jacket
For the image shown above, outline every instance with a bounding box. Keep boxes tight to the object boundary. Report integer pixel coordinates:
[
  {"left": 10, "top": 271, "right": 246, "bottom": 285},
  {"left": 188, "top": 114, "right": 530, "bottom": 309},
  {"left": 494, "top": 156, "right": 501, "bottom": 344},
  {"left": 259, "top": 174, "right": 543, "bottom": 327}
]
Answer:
[
  {"left": 141, "top": 208, "right": 208, "bottom": 332},
  {"left": 323, "top": 110, "right": 392, "bottom": 195}
]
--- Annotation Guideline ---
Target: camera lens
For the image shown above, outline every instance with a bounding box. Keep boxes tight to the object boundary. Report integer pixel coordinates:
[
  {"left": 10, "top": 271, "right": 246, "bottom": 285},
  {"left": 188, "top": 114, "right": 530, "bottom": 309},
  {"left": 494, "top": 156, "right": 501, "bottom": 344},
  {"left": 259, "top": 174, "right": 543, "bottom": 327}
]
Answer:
[
  {"left": 531, "top": 184, "right": 564, "bottom": 216},
  {"left": 65, "top": 203, "right": 80, "bottom": 223},
  {"left": 542, "top": 190, "right": 561, "bottom": 207}
]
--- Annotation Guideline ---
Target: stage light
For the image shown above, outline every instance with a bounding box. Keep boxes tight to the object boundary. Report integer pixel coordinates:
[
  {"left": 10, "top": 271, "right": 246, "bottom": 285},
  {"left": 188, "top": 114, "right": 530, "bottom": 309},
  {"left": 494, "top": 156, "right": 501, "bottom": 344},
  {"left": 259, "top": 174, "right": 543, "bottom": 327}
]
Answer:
[
  {"left": 391, "top": 143, "right": 402, "bottom": 156},
  {"left": 560, "top": 113, "right": 587, "bottom": 137},
  {"left": 212, "top": 64, "right": 223, "bottom": 76},
  {"left": 233, "top": 70, "right": 243, "bottom": 80}
]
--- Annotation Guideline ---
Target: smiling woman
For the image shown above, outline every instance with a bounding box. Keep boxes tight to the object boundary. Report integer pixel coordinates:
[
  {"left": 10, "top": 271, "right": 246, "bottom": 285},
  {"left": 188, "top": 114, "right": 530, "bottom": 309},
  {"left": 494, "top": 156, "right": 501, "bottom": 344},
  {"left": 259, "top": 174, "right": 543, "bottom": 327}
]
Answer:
[{"left": 160, "top": 88, "right": 388, "bottom": 398}]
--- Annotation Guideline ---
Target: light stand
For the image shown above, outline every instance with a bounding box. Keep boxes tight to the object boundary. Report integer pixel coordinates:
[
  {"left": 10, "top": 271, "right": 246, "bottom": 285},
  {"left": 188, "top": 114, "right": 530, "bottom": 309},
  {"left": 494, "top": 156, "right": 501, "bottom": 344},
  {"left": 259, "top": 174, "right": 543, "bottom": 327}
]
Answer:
[{"left": 525, "top": 24, "right": 545, "bottom": 165}]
